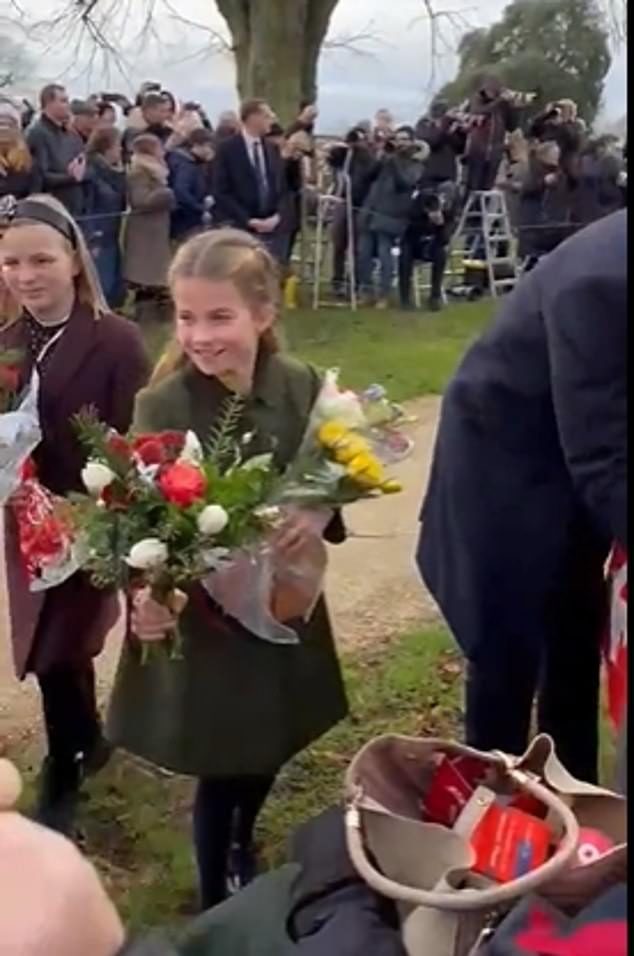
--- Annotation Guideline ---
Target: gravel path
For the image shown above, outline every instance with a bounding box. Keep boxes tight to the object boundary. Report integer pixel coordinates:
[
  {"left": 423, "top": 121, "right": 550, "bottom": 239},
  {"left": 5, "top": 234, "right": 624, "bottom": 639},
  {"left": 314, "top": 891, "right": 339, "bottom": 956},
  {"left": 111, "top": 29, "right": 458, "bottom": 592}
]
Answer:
[{"left": 0, "top": 396, "right": 442, "bottom": 753}]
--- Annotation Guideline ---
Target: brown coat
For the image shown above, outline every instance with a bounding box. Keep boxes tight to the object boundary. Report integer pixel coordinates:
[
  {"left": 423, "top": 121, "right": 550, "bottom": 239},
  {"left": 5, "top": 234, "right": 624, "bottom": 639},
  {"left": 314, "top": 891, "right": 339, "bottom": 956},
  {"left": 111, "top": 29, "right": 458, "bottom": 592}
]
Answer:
[
  {"left": 1, "top": 303, "right": 149, "bottom": 677},
  {"left": 123, "top": 160, "right": 175, "bottom": 288}
]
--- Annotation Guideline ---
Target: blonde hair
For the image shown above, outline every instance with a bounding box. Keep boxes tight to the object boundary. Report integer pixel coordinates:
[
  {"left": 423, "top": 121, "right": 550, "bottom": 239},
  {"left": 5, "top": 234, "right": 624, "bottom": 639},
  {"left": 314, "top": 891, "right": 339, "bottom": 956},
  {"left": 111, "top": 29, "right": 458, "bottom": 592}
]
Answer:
[
  {"left": 0, "top": 128, "right": 32, "bottom": 174},
  {"left": 151, "top": 228, "right": 281, "bottom": 386},
  {"left": 2, "top": 194, "right": 109, "bottom": 321}
]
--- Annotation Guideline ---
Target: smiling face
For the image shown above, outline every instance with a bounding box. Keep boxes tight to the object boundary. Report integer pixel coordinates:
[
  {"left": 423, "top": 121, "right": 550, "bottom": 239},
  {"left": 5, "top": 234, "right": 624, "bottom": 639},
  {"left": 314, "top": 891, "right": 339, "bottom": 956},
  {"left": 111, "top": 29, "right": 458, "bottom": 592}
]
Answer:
[
  {"left": 0, "top": 223, "right": 78, "bottom": 321},
  {"left": 172, "top": 277, "right": 273, "bottom": 390}
]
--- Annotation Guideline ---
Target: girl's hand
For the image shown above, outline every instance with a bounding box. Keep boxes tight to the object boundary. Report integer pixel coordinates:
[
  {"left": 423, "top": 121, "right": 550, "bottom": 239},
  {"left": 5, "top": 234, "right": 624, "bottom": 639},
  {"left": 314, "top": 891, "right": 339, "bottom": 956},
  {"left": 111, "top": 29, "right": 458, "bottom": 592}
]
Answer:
[
  {"left": 130, "top": 587, "right": 177, "bottom": 642},
  {"left": 273, "top": 509, "right": 332, "bottom": 561}
]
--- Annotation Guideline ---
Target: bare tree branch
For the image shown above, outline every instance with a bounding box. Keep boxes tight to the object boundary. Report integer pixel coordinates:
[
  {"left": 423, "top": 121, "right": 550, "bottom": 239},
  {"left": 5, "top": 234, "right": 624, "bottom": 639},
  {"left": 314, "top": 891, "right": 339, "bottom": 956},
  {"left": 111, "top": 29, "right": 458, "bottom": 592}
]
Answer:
[
  {"left": 322, "top": 19, "right": 383, "bottom": 58},
  {"left": 411, "top": 1, "right": 477, "bottom": 96}
]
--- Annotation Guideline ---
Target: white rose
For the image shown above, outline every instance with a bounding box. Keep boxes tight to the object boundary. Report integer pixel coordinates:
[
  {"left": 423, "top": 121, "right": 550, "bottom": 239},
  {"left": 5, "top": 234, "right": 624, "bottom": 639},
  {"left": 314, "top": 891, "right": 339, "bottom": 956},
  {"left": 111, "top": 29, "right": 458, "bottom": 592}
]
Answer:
[
  {"left": 197, "top": 504, "right": 229, "bottom": 536},
  {"left": 81, "top": 461, "right": 115, "bottom": 496},
  {"left": 126, "top": 538, "right": 169, "bottom": 570},
  {"left": 178, "top": 430, "right": 203, "bottom": 465}
]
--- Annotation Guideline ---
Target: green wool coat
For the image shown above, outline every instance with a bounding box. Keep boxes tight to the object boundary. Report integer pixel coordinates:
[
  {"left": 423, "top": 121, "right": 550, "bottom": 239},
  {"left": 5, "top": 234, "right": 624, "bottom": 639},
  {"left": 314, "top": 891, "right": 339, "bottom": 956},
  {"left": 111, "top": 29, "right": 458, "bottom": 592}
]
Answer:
[{"left": 106, "top": 350, "right": 349, "bottom": 778}]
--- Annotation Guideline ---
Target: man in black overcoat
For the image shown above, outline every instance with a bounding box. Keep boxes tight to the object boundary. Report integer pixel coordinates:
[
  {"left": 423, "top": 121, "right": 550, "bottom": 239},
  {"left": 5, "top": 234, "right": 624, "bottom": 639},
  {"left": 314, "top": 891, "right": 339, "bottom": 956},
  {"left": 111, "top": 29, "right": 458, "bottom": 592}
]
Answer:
[{"left": 416, "top": 210, "right": 627, "bottom": 782}]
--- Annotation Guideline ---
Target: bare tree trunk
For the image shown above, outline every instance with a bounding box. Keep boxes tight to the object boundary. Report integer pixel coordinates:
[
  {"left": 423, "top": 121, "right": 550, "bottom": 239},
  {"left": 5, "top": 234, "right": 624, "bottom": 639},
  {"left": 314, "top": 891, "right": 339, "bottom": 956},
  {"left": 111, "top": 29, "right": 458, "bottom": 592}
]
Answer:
[{"left": 216, "top": 0, "right": 339, "bottom": 125}]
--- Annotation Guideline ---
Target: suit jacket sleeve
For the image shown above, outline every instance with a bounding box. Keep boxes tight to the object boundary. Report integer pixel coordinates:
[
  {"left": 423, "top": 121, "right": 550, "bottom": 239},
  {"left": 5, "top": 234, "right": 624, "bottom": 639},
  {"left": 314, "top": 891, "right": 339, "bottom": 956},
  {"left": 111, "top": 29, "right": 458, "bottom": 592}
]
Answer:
[
  {"left": 212, "top": 143, "right": 251, "bottom": 227},
  {"left": 544, "top": 275, "right": 627, "bottom": 547},
  {"left": 106, "top": 322, "right": 151, "bottom": 432}
]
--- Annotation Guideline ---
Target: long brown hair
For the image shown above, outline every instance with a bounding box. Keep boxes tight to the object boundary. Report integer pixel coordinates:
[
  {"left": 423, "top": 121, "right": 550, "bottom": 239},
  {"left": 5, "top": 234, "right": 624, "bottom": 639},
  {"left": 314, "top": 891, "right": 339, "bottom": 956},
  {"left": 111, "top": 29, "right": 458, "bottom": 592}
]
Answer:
[{"left": 151, "top": 228, "right": 281, "bottom": 386}]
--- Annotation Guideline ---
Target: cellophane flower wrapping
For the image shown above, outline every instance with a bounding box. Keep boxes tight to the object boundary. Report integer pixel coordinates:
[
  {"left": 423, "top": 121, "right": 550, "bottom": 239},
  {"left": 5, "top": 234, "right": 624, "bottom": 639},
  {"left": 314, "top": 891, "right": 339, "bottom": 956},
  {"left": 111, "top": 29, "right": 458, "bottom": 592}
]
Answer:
[
  {"left": 202, "top": 507, "right": 330, "bottom": 645},
  {"left": 9, "top": 475, "right": 79, "bottom": 590},
  {"left": 0, "top": 376, "right": 42, "bottom": 505},
  {"left": 205, "top": 370, "right": 413, "bottom": 643}
]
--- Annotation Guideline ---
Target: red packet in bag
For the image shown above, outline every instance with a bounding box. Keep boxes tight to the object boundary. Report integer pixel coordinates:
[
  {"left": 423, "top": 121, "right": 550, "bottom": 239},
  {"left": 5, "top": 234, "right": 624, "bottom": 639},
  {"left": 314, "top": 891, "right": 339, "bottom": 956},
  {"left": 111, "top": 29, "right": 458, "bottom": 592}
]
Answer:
[
  {"left": 456, "top": 786, "right": 552, "bottom": 882},
  {"left": 422, "top": 756, "right": 475, "bottom": 826}
]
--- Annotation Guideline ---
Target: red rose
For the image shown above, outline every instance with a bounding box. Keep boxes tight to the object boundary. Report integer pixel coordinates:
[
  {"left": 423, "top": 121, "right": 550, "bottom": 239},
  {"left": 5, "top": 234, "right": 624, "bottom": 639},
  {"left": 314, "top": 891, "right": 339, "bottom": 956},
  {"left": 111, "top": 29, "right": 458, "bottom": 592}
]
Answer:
[
  {"left": 159, "top": 431, "right": 186, "bottom": 460},
  {"left": 102, "top": 483, "right": 133, "bottom": 510},
  {"left": 134, "top": 439, "right": 165, "bottom": 466},
  {"left": 159, "top": 462, "right": 207, "bottom": 507},
  {"left": 107, "top": 434, "right": 132, "bottom": 463}
]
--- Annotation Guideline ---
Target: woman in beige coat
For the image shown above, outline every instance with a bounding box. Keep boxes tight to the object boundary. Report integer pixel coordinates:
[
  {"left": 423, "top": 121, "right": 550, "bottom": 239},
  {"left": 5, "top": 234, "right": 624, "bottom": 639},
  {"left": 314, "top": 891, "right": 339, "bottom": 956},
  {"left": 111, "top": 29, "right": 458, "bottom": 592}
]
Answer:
[{"left": 123, "top": 133, "right": 175, "bottom": 322}]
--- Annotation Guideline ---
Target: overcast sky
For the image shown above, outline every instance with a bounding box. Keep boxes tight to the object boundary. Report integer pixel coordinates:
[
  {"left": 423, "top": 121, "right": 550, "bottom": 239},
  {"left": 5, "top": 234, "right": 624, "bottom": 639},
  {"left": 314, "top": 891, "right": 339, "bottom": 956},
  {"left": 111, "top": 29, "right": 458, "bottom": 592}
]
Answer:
[{"left": 15, "top": 0, "right": 628, "bottom": 128}]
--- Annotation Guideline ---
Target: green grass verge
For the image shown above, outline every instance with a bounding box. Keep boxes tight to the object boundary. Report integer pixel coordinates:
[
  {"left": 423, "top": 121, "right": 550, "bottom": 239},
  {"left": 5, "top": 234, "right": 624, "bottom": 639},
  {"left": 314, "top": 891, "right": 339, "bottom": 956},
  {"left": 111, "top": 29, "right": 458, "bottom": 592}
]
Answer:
[
  {"left": 139, "top": 300, "right": 494, "bottom": 403},
  {"left": 56, "top": 627, "right": 461, "bottom": 931}
]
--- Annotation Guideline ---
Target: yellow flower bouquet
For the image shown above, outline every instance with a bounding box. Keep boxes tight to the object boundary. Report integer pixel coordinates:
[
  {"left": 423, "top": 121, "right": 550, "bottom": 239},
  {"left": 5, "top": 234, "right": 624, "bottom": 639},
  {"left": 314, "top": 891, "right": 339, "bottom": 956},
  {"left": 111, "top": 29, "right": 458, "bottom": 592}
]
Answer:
[{"left": 275, "top": 369, "right": 412, "bottom": 507}]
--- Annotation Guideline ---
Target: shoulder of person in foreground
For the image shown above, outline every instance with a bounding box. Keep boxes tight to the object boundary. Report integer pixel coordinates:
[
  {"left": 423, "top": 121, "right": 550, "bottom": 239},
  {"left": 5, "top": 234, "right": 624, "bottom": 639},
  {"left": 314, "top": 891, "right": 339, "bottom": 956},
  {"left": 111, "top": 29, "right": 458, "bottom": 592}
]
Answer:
[{"left": 538, "top": 210, "right": 627, "bottom": 546}]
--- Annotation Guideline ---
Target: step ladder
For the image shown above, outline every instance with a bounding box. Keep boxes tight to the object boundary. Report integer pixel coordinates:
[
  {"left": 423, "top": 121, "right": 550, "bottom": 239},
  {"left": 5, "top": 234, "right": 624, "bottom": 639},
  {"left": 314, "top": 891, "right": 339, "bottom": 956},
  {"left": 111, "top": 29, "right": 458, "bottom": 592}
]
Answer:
[
  {"left": 311, "top": 170, "right": 358, "bottom": 311},
  {"left": 450, "top": 189, "right": 519, "bottom": 298}
]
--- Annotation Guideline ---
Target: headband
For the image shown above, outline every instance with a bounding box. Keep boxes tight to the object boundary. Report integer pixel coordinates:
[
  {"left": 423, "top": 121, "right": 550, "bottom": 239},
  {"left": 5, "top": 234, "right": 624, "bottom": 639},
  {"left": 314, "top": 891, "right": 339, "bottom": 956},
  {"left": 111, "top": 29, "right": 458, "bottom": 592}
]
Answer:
[{"left": 11, "top": 199, "right": 78, "bottom": 248}]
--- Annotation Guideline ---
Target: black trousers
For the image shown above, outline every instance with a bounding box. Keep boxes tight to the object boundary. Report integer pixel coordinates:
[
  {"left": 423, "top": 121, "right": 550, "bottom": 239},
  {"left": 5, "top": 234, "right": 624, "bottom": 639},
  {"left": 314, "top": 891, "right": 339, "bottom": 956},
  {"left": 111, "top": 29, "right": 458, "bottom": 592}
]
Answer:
[
  {"left": 38, "top": 662, "right": 101, "bottom": 768},
  {"left": 398, "top": 233, "right": 447, "bottom": 304},
  {"left": 464, "top": 527, "right": 607, "bottom": 783},
  {"left": 193, "top": 775, "right": 275, "bottom": 910}
]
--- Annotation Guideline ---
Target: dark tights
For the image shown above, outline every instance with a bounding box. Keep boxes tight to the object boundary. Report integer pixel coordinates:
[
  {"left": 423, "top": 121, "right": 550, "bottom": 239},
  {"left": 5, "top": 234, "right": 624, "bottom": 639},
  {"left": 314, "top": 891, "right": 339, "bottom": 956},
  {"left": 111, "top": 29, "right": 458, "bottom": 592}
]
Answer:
[
  {"left": 38, "top": 662, "right": 101, "bottom": 768},
  {"left": 193, "top": 775, "right": 275, "bottom": 910}
]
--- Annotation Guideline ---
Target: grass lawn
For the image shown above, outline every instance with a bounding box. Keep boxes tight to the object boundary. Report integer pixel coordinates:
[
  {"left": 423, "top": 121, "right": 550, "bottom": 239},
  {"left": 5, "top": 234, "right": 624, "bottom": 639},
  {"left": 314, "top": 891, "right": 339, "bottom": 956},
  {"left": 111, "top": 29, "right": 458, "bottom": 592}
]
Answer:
[
  {"left": 54, "top": 627, "right": 462, "bottom": 931},
  {"left": 140, "top": 299, "right": 495, "bottom": 402}
]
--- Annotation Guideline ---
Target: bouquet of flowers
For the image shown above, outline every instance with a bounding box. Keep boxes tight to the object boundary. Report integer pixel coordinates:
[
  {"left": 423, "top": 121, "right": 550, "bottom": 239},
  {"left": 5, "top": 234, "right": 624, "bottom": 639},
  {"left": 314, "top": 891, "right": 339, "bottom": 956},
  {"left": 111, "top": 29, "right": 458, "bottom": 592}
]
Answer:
[
  {"left": 9, "top": 458, "right": 79, "bottom": 591},
  {"left": 21, "top": 371, "right": 411, "bottom": 659},
  {"left": 1, "top": 348, "right": 43, "bottom": 505},
  {"left": 67, "top": 398, "right": 280, "bottom": 659},
  {"left": 202, "top": 369, "right": 410, "bottom": 643}
]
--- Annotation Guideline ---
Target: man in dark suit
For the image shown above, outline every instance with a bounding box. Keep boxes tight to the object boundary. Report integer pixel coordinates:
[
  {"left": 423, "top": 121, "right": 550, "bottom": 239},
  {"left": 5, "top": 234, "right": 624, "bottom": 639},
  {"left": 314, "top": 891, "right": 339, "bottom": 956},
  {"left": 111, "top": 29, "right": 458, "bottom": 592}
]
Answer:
[
  {"left": 212, "top": 98, "right": 286, "bottom": 259},
  {"left": 416, "top": 210, "right": 626, "bottom": 782}
]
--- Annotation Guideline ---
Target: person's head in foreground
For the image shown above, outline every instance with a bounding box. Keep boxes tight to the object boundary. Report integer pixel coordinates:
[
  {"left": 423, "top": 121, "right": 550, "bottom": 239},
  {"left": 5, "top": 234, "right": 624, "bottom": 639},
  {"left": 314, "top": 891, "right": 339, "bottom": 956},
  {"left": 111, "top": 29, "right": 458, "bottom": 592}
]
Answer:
[
  {"left": 0, "top": 758, "right": 124, "bottom": 956},
  {"left": 153, "top": 228, "right": 280, "bottom": 393},
  {"left": 0, "top": 194, "right": 108, "bottom": 324}
]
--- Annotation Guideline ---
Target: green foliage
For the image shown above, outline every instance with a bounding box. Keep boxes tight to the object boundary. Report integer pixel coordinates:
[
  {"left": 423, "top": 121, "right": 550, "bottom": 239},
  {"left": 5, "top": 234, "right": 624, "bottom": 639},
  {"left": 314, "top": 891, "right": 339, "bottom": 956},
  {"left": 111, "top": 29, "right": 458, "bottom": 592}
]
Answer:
[
  {"left": 204, "top": 393, "right": 246, "bottom": 469},
  {"left": 436, "top": 0, "right": 611, "bottom": 124}
]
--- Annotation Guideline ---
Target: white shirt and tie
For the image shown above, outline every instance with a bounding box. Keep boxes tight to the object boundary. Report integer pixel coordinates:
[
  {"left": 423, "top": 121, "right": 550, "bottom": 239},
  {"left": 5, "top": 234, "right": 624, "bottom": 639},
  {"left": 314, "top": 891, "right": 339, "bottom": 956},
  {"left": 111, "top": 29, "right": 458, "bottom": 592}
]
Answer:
[{"left": 242, "top": 130, "right": 269, "bottom": 208}]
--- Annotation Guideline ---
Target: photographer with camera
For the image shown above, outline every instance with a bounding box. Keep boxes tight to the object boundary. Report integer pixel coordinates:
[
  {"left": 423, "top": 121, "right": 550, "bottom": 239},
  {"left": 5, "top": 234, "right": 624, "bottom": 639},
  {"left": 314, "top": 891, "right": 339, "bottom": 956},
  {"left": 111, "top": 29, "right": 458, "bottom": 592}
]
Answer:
[
  {"left": 327, "top": 126, "right": 378, "bottom": 298},
  {"left": 356, "top": 125, "right": 429, "bottom": 308},
  {"left": 517, "top": 140, "right": 573, "bottom": 270},
  {"left": 462, "top": 77, "right": 520, "bottom": 193},
  {"left": 398, "top": 178, "right": 458, "bottom": 312},
  {"left": 414, "top": 100, "right": 466, "bottom": 185},
  {"left": 529, "top": 99, "right": 585, "bottom": 178}
]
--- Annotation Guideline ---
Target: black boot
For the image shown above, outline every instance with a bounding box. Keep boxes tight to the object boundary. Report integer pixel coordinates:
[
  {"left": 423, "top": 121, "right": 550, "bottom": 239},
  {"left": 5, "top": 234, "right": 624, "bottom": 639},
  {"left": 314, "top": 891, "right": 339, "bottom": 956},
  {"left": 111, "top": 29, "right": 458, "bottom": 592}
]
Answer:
[
  {"left": 226, "top": 841, "right": 259, "bottom": 896},
  {"left": 83, "top": 733, "right": 113, "bottom": 777},
  {"left": 34, "top": 755, "right": 82, "bottom": 836}
]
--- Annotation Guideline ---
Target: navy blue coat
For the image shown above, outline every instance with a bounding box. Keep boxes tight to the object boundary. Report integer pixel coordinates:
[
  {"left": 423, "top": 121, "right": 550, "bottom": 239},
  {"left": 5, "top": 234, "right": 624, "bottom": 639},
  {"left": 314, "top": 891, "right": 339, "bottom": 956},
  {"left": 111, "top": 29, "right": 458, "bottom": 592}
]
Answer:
[
  {"left": 167, "top": 147, "right": 213, "bottom": 239},
  {"left": 417, "top": 210, "right": 627, "bottom": 662}
]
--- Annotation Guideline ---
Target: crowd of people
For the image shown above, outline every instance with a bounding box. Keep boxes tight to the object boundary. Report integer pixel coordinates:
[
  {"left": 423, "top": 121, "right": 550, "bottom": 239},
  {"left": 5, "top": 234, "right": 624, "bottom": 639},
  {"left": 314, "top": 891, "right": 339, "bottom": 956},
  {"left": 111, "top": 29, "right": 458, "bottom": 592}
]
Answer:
[
  {"left": 0, "top": 73, "right": 628, "bottom": 956},
  {"left": 0, "top": 77, "right": 627, "bottom": 319}
]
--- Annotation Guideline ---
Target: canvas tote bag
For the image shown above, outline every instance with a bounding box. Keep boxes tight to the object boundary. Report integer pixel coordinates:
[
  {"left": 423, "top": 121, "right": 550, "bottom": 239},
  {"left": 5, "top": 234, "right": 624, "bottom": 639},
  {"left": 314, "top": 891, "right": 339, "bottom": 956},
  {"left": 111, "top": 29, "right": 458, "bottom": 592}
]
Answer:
[{"left": 344, "top": 734, "right": 627, "bottom": 956}]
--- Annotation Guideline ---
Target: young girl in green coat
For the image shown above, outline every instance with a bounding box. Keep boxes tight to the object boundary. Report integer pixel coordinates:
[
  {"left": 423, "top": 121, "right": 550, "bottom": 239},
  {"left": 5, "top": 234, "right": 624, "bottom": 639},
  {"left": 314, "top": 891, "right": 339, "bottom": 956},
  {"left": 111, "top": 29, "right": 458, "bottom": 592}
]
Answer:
[{"left": 107, "top": 228, "right": 348, "bottom": 909}]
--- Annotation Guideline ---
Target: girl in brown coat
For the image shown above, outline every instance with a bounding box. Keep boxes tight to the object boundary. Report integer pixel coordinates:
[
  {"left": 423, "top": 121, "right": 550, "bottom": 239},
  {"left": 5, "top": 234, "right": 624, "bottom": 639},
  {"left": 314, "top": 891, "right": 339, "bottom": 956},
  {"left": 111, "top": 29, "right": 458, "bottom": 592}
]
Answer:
[
  {"left": 0, "top": 194, "right": 148, "bottom": 834},
  {"left": 123, "top": 133, "right": 175, "bottom": 323}
]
